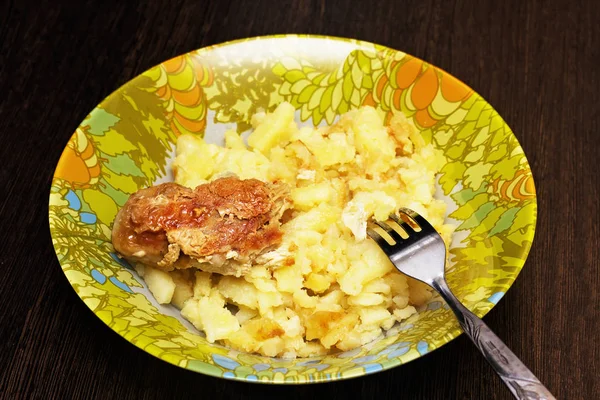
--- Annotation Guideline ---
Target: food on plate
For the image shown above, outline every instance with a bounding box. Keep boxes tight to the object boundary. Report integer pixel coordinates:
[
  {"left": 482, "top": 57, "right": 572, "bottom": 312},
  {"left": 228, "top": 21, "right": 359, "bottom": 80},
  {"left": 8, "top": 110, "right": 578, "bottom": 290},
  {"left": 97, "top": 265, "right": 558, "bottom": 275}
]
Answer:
[
  {"left": 112, "top": 177, "right": 290, "bottom": 277},
  {"left": 113, "top": 102, "right": 454, "bottom": 357}
]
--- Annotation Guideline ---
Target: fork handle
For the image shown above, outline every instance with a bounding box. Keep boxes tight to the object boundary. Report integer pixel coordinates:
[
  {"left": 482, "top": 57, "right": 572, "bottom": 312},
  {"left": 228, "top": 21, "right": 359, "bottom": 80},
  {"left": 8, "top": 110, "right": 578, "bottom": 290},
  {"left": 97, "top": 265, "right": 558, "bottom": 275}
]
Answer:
[{"left": 432, "top": 277, "right": 555, "bottom": 400}]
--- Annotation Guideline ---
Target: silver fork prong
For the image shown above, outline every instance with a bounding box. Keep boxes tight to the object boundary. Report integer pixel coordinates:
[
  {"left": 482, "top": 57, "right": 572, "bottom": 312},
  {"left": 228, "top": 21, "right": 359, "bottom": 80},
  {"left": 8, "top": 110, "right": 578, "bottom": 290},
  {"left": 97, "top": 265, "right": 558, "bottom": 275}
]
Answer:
[
  {"left": 373, "top": 220, "right": 404, "bottom": 244},
  {"left": 366, "top": 227, "right": 385, "bottom": 242},
  {"left": 398, "top": 208, "right": 435, "bottom": 232},
  {"left": 388, "top": 213, "right": 414, "bottom": 235},
  {"left": 366, "top": 228, "right": 394, "bottom": 252}
]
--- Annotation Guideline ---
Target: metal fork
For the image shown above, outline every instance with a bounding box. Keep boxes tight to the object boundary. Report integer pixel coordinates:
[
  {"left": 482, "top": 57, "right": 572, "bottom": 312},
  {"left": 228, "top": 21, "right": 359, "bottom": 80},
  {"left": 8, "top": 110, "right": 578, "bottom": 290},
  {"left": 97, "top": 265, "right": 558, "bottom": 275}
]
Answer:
[{"left": 367, "top": 208, "right": 555, "bottom": 400}]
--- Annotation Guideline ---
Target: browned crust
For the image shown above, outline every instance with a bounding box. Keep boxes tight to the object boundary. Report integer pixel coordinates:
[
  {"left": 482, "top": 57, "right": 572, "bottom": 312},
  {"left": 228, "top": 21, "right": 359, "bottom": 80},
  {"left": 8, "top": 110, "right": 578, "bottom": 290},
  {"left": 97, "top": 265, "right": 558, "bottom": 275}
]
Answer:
[{"left": 111, "top": 177, "right": 290, "bottom": 275}]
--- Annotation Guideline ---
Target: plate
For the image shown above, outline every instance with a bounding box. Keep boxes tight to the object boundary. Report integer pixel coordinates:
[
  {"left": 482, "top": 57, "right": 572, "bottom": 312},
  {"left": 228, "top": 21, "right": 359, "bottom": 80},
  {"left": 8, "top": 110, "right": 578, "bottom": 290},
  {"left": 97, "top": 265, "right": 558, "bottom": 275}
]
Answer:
[{"left": 49, "top": 35, "right": 536, "bottom": 383}]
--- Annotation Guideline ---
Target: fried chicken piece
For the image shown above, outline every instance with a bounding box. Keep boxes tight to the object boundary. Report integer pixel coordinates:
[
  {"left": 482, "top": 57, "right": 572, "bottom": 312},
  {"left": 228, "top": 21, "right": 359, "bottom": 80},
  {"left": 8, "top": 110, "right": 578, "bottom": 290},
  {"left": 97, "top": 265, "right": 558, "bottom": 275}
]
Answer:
[{"left": 111, "top": 177, "right": 291, "bottom": 277}]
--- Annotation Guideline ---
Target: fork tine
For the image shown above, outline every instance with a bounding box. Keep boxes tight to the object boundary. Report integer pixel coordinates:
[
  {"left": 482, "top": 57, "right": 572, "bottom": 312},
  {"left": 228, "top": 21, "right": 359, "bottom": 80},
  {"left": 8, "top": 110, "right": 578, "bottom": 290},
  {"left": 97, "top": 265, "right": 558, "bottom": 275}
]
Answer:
[
  {"left": 398, "top": 208, "right": 436, "bottom": 232},
  {"left": 366, "top": 227, "right": 385, "bottom": 242},
  {"left": 373, "top": 220, "right": 404, "bottom": 243},
  {"left": 366, "top": 228, "right": 394, "bottom": 252},
  {"left": 388, "top": 213, "right": 414, "bottom": 234}
]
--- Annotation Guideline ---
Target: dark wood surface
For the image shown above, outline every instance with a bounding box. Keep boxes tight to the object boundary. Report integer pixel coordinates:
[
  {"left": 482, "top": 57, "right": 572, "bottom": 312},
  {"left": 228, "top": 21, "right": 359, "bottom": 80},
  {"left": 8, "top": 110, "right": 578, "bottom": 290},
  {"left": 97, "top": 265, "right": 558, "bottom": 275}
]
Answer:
[{"left": 1, "top": 0, "right": 598, "bottom": 398}]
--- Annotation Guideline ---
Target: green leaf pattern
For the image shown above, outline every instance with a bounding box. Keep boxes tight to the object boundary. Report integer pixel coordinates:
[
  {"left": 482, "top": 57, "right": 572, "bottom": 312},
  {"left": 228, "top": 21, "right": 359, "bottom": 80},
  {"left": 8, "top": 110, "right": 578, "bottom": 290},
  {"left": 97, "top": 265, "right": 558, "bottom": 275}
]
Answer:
[{"left": 49, "top": 36, "right": 536, "bottom": 383}]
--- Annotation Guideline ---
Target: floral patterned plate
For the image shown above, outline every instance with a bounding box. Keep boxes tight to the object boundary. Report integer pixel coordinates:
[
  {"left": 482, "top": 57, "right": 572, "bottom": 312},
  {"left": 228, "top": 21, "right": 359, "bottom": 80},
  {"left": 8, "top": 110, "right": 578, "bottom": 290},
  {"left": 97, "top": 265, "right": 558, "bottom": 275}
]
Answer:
[{"left": 49, "top": 35, "right": 536, "bottom": 383}]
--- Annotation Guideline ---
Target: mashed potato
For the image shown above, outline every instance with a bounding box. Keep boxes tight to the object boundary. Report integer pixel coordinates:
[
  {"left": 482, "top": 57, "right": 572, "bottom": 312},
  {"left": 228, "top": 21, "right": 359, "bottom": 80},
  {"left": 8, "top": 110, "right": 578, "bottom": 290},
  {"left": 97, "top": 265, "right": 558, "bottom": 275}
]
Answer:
[{"left": 137, "top": 102, "right": 454, "bottom": 358}]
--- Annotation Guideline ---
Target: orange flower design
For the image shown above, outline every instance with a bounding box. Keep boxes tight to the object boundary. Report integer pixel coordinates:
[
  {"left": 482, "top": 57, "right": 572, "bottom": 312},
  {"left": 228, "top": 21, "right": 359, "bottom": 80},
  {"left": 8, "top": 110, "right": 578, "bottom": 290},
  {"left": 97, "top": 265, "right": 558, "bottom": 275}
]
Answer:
[
  {"left": 155, "top": 54, "right": 214, "bottom": 136},
  {"left": 490, "top": 169, "right": 536, "bottom": 204},
  {"left": 54, "top": 127, "right": 102, "bottom": 188},
  {"left": 371, "top": 55, "right": 473, "bottom": 128}
]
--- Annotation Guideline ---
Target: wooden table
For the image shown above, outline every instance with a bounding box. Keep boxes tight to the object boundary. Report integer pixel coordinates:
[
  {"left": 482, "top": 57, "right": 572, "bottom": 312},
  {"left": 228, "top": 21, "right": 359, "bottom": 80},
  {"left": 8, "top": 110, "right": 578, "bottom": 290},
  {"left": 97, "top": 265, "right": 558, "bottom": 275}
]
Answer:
[{"left": 1, "top": 0, "right": 598, "bottom": 398}]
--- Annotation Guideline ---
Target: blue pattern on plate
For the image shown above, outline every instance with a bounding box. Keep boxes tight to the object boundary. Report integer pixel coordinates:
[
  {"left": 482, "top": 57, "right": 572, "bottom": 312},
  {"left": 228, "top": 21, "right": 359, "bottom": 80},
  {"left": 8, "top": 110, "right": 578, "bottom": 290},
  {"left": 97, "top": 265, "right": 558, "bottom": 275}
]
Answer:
[
  {"left": 212, "top": 354, "right": 240, "bottom": 370},
  {"left": 488, "top": 291, "right": 505, "bottom": 304},
  {"left": 337, "top": 347, "right": 361, "bottom": 358},
  {"left": 313, "top": 364, "right": 330, "bottom": 371},
  {"left": 353, "top": 355, "right": 378, "bottom": 364},
  {"left": 90, "top": 269, "right": 106, "bottom": 284},
  {"left": 297, "top": 359, "right": 320, "bottom": 366},
  {"left": 65, "top": 190, "right": 81, "bottom": 210},
  {"left": 80, "top": 212, "right": 97, "bottom": 224},
  {"left": 363, "top": 363, "right": 383, "bottom": 373},
  {"left": 252, "top": 363, "right": 270, "bottom": 372},
  {"left": 388, "top": 346, "right": 410, "bottom": 359},
  {"left": 110, "top": 252, "right": 132, "bottom": 269},
  {"left": 109, "top": 276, "right": 132, "bottom": 293}
]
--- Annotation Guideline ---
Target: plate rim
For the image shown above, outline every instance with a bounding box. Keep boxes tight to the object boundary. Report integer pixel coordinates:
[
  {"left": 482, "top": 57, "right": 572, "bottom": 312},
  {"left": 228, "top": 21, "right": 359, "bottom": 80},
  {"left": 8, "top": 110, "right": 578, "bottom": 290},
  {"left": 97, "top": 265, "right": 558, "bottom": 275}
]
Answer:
[{"left": 48, "top": 34, "right": 538, "bottom": 384}]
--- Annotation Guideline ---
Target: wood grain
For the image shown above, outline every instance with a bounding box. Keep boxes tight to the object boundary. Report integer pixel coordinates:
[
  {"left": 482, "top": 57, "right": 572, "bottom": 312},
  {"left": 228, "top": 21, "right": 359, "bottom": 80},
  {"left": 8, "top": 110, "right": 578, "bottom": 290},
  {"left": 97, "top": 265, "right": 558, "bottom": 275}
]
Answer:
[{"left": 0, "top": 0, "right": 598, "bottom": 398}]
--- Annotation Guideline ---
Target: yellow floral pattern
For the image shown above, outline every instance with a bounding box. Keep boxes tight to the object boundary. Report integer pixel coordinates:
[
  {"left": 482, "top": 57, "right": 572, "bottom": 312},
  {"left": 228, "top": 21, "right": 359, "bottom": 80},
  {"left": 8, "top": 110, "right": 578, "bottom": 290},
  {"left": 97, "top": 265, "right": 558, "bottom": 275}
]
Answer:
[{"left": 49, "top": 35, "right": 536, "bottom": 383}]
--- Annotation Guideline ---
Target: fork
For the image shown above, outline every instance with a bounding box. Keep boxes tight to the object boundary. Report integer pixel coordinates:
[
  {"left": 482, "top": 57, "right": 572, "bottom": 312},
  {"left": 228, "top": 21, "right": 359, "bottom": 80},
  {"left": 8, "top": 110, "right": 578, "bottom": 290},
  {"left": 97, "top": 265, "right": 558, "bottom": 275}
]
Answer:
[{"left": 367, "top": 208, "right": 555, "bottom": 400}]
